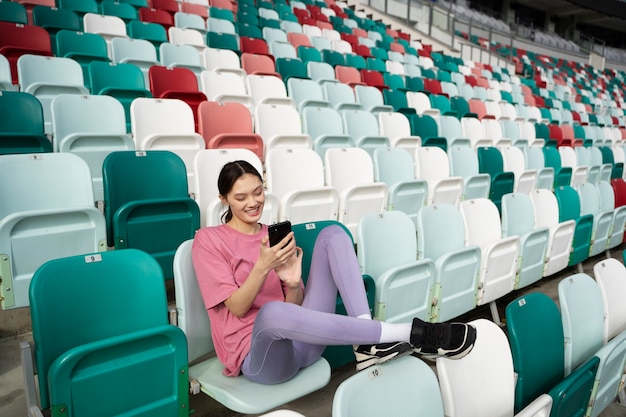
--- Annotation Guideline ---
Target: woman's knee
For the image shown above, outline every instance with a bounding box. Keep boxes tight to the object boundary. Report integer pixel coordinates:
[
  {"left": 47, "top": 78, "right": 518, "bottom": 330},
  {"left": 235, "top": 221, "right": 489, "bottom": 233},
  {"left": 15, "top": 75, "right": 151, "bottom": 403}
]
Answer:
[{"left": 318, "top": 224, "right": 350, "bottom": 244}]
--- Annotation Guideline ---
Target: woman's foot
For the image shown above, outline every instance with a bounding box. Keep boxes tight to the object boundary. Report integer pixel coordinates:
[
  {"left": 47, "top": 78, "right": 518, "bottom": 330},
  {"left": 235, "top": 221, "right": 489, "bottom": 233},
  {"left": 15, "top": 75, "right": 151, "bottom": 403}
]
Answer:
[
  {"left": 410, "top": 318, "right": 476, "bottom": 360},
  {"left": 353, "top": 342, "right": 413, "bottom": 371}
]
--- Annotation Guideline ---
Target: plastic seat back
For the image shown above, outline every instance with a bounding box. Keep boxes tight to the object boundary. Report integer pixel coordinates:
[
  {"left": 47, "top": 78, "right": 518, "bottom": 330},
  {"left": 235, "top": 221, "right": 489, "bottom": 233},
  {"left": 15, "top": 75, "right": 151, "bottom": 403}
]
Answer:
[
  {"left": 255, "top": 102, "right": 312, "bottom": 152},
  {"left": 372, "top": 147, "right": 427, "bottom": 224},
  {"left": 0, "top": 90, "right": 52, "bottom": 154},
  {"left": 501, "top": 192, "right": 549, "bottom": 289},
  {"left": 89, "top": 61, "right": 153, "bottom": 132},
  {"left": 325, "top": 147, "right": 388, "bottom": 239},
  {"left": 506, "top": 292, "right": 599, "bottom": 416},
  {"left": 29, "top": 249, "right": 188, "bottom": 414},
  {"left": 293, "top": 220, "right": 376, "bottom": 368},
  {"left": 51, "top": 94, "right": 135, "bottom": 203},
  {"left": 110, "top": 37, "right": 159, "bottom": 86},
  {"left": 102, "top": 150, "right": 200, "bottom": 278},
  {"left": 17, "top": 54, "right": 89, "bottom": 133},
  {"left": 302, "top": 105, "right": 354, "bottom": 158},
  {"left": 437, "top": 319, "right": 553, "bottom": 417},
  {"left": 0, "top": 153, "right": 106, "bottom": 309},
  {"left": 130, "top": 97, "right": 205, "bottom": 189},
  {"left": 0, "top": 22, "right": 53, "bottom": 84},
  {"left": 357, "top": 210, "right": 435, "bottom": 322},
  {"left": 265, "top": 147, "right": 338, "bottom": 223},
  {"left": 593, "top": 258, "right": 626, "bottom": 342},
  {"left": 173, "top": 240, "right": 331, "bottom": 414},
  {"left": 416, "top": 203, "right": 480, "bottom": 322},
  {"left": 332, "top": 355, "right": 444, "bottom": 417},
  {"left": 460, "top": 198, "right": 519, "bottom": 309},
  {"left": 448, "top": 143, "right": 491, "bottom": 200},
  {"left": 554, "top": 185, "right": 593, "bottom": 267},
  {"left": 415, "top": 146, "right": 463, "bottom": 206},
  {"left": 55, "top": 29, "right": 109, "bottom": 86},
  {"left": 577, "top": 182, "right": 613, "bottom": 257}
]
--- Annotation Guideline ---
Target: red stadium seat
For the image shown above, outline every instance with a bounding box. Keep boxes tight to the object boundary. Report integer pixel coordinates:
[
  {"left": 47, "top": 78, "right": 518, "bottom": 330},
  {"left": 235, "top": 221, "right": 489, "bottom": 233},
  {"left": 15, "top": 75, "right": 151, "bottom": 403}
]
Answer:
[{"left": 0, "top": 22, "right": 52, "bottom": 84}]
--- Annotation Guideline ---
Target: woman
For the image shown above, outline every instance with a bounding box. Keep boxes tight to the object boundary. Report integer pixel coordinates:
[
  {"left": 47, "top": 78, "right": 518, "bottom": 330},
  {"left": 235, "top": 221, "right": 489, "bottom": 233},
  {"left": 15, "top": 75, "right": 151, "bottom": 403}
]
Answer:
[{"left": 192, "top": 160, "right": 476, "bottom": 384}]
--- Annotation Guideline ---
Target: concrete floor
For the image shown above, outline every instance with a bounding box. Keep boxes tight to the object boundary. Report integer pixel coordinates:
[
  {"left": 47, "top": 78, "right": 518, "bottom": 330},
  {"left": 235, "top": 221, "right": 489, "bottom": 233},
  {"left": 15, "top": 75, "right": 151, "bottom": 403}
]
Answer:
[{"left": 2, "top": 250, "right": 626, "bottom": 417}]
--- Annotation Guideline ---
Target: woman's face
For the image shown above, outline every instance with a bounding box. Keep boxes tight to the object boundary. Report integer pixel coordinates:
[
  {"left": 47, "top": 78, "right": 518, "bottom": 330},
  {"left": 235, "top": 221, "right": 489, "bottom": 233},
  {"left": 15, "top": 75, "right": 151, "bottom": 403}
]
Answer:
[{"left": 221, "top": 173, "right": 265, "bottom": 227}]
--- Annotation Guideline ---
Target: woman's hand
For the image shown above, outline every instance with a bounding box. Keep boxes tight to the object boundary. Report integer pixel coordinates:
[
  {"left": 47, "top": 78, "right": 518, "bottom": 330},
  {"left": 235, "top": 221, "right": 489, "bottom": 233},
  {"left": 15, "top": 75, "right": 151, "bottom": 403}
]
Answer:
[
  {"left": 259, "top": 231, "right": 297, "bottom": 272},
  {"left": 275, "top": 246, "right": 303, "bottom": 288}
]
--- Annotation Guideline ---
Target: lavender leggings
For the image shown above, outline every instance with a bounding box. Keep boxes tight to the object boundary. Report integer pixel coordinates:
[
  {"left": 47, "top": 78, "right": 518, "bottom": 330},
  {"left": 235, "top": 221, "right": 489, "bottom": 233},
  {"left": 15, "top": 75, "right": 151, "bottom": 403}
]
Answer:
[{"left": 241, "top": 225, "right": 383, "bottom": 384}]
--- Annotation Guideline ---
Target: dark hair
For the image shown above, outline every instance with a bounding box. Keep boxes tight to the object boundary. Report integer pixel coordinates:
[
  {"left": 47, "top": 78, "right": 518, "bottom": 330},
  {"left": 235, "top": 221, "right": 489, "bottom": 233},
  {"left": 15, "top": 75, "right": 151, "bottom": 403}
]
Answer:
[{"left": 218, "top": 160, "right": 263, "bottom": 224}]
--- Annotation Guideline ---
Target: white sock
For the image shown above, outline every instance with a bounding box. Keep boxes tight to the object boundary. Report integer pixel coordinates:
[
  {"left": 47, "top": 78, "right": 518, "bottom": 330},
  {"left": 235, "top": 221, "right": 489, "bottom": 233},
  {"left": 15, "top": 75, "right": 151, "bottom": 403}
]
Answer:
[
  {"left": 357, "top": 314, "right": 372, "bottom": 320},
  {"left": 379, "top": 322, "right": 412, "bottom": 344}
]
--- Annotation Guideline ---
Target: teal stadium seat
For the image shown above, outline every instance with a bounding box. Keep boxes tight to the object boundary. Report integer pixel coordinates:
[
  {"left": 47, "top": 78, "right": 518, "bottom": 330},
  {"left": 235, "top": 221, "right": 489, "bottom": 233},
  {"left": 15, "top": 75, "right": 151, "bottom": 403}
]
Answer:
[
  {"left": 23, "top": 249, "right": 189, "bottom": 416},
  {"left": 554, "top": 185, "right": 593, "bottom": 268},
  {"left": 505, "top": 292, "right": 599, "bottom": 417},
  {"left": 102, "top": 150, "right": 200, "bottom": 279},
  {"left": 0, "top": 90, "right": 52, "bottom": 154},
  {"left": 292, "top": 220, "right": 376, "bottom": 368}
]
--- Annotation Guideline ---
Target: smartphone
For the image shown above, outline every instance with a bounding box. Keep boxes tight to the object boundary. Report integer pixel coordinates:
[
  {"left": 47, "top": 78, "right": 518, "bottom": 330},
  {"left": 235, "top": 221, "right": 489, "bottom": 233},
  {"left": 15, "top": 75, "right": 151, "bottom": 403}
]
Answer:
[{"left": 269, "top": 220, "right": 292, "bottom": 247}]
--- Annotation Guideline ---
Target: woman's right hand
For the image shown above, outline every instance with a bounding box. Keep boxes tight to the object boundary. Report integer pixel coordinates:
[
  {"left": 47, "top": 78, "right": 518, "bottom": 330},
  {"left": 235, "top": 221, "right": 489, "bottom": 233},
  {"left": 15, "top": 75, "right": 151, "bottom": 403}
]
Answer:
[{"left": 259, "top": 231, "right": 296, "bottom": 272}]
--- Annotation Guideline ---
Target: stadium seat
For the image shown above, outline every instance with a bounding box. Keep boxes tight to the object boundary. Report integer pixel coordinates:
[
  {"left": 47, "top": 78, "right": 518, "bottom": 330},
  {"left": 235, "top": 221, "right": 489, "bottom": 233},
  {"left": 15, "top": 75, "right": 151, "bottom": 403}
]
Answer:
[
  {"left": 130, "top": 97, "right": 205, "bottom": 190},
  {"left": 477, "top": 146, "right": 515, "bottom": 211},
  {"left": 265, "top": 147, "right": 339, "bottom": 223},
  {"left": 0, "top": 90, "right": 52, "bottom": 154},
  {"left": 302, "top": 105, "right": 354, "bottom": 158},
  {"left": 332, "top": 355, "right": 444, "bottom": 416},
  {"left": 505, "top": 292, "right": 600, "bottom": 417},
  {"left": 22, "top": 249, "right": 189, "bottom": 415},
  {"left": 415, "top": 146, "right": 463, "bottom": 206},
  {"left": 82, "top": 12, "right": 127, "bottom": 57},
  {"left": 172, "top": 239, "right": 331, "bottom": 414},
  {"left": 148, "top": 65, "right": 207, "bottom": 130},
  {"left": 341, "top": 108, "right": 389, "bottom": 156},
  {"left": 0, "top": 153, "right": 105, "bottom": 310},
  {"left": 415, "top": 203, "right": 481, "bottom": 322},
  {"left": 31, "top": 5, "right": 81, "bottom": 43},
  {"left": 0, "top": 22, "right": 52, "bottom": 84},
  {"left": 110, "top": 37, "right": 159, "bottom": 87},
  {"left": 102, "top": 150, "right": 200, "bottom": 279},
  {"left": 377, "top": 111, "right": 421, "bottom": 152},
  {"left": 558, "top": 272, "right": 626, "bottom": 417},
  {"left": 501, "top": 192, "right": 550, "bottom": 290},
  {"left": 88, "top": 61, "right": 152, "bottom": 132},
  {"left": 447, "top": 142, "right": 492, "bottom": 200},
  {"left": 197, "top": 100, "right": 264, "bottom": 161},
  {"left": 55, "top": 30, "right": 110, "bottom": 87},
  {"left": 17, "top": 54, "right": 89, "bottom": 134},
  {"left": 357, "top": 210, "right": 436, "bottom": 323},
  {"left": 460, "top": 198, "right": 519, "bottom": 323},
  {"left": 324, "top": 147, "right": 388, "bottom": 239},
  {"left": 51, "top": 94, "right": 135, "bottom": 204},
  {"left": 554, "top": 185, "right": 593, "bottom": 269},
  {"left": 436, "top": 319, "right": 553, "bottom": 417},
  {"left": 577, "top": 182, "right": 613, "bottom": 257},
  {"left": 0, "top": 53, "right": 17, "bottom": 91}
]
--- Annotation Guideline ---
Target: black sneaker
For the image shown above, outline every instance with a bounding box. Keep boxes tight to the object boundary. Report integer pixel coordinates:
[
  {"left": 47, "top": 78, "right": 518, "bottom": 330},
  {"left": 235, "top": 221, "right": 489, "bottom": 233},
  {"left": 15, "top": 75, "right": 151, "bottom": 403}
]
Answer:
[
  {"left": 353, "top": 341, "right": 413, "bottom": 371},
  {"left": 410, "top": 318, "right": 476, "bottom": 360}
]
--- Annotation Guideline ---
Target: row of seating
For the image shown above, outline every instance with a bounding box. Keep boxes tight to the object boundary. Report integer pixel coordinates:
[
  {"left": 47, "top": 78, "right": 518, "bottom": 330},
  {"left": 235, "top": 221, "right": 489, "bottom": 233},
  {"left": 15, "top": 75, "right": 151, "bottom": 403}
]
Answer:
[{"left": 19, "top": 219, "right": 626, "bottom": 416}]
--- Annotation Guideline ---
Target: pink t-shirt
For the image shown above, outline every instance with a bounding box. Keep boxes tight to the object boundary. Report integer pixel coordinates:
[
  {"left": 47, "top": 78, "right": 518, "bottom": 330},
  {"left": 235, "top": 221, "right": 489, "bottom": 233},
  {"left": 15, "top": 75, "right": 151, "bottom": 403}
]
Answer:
[{"left": 191, "top": 223, "right": 287, "bottom": 376}]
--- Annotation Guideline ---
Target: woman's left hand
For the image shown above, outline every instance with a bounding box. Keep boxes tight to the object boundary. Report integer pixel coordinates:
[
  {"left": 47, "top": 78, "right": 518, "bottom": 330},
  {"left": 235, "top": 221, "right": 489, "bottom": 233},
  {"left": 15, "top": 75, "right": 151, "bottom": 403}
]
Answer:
[{"left": 275, "top": 246, "right": 303, "bottom": 288}]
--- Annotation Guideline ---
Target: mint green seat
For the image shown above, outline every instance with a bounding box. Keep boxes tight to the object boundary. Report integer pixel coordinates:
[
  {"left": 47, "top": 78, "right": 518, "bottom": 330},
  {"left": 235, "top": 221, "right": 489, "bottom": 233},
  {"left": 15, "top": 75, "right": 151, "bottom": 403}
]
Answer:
[
  {"left": 51, "top": 94, "right": 135, "bottom": 204},
  {"left": 554, "top": 185, "right": 593, "bottom": 268},
  {"left": 24, "top": 249, "right": 189, "bottom": 416},
  {"left": 17, "top": 54, "right": 90, "bottom": 134},
  {"left": 358, "top": 210, "right": 436, "bottom": 323},
  {"left": 0, "top": 153, "right": 106, "bottom": 309},
  {"left": 332, "top": 355, "right": 444, "bottom": 417},
  {"left": 416, "top": 203, "right": 481, "bottom": 322},
  {"left": 172, "top": 240, "right": 331, "bottom": 414},
  {"left": 447, "top": 142, "right": 491, "bottom": 200},
  {"left": 505, "top": 292, "right": 600, "bottom": 417},
  {"left": 372, "top": 147, "right": 427, "bottom": 225},
  {"left": 559, "top": 271, "right": 626, "bottom": 417},
  {"left": 292, "top": 220, "right": 375, "bottom": 369},
  {"left": 88, "top": 61, "right": 153, "bottom": 132},
  {"left": 0, "top": 90, "right": 52, "bottom": 154},
  {"left": 577, "top": 182, "right": 613, "bottom": 257},
  {"left": 302, "top": 105, "right": 354, "bottom": 159},
  {"left": 342, "top": 109, "right": 389, "bottom": 156},
  {"left": 102, "top": 151, "right": 200, "bottom": 279}
]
